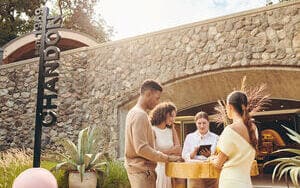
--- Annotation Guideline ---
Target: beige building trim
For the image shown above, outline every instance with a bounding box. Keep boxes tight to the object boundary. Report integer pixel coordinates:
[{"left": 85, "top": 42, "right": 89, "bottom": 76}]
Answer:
[{"left": 2, "top": 29, "right": 99, "bottom": 60}]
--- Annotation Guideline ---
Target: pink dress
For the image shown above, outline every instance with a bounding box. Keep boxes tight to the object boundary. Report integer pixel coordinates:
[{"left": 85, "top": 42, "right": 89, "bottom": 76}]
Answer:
[{"left": 152, "top": 126, "right": 174, "bottom": 188}]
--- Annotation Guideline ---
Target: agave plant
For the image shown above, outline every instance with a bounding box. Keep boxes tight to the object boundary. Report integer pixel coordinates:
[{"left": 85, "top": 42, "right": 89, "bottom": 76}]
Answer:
[
  {"left": 264, "top": 125, "right": 300, "bottom": 187},
  {"left": 52, "top": 126, "right": 108, "bottom": 182},
  {"left": 214, "top": 76, "right": 271, "bottom": 126}
]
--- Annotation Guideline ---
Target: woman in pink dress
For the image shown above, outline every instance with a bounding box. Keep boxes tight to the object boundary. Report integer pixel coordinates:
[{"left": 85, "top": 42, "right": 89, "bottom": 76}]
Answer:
[{"left": 149, "top": 102, "right": 182, "bottom": 188}]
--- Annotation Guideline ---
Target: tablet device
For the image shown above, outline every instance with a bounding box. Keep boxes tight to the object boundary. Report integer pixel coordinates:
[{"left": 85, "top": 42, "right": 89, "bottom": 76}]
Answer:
[{"left": 197, "top": 144, "right": 212, "bottom": 155}]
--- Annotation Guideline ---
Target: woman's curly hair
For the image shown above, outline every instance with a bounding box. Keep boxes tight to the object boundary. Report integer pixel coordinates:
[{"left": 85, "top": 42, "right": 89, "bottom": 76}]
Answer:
[{"left": 149, "top": 102, "right": 177, "bottom": 126}]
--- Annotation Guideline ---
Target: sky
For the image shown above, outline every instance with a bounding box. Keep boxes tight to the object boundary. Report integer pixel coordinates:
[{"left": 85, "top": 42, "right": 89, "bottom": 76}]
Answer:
[{"left": 95, "top": 0, "right": 278, "bottom": 41}]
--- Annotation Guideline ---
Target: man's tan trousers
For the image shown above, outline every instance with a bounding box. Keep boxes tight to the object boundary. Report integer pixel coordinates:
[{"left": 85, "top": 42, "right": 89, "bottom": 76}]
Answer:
[
  {"left": 127, "top": 170, "right": 156, "bottom": 188},
  {"left": 187, "top": 178, "right": 218, "bottom": 188}
]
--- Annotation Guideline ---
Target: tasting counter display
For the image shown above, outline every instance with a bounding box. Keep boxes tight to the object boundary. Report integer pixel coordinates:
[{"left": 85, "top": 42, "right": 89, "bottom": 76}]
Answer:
[{"left": 166, "top": 160, "right": 259, "bottom": 188}]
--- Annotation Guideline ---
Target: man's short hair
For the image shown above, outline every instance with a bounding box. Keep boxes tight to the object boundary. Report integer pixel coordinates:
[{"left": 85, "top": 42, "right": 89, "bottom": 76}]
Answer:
[{"left": 140, "top": 79, "right": 163, "bottom": 94}]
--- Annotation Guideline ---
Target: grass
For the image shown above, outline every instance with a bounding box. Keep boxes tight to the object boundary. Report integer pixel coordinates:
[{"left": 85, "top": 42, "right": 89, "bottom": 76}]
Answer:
[
  {"left": 0, "top": 149, "right": 130, "bottom": 188},
  {"left": 0, "top": 149, "right": 67, "bottom": 188}
]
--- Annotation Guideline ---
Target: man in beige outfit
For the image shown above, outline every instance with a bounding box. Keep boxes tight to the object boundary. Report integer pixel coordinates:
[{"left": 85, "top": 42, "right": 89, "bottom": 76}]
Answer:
[{"left": 124, "top": 79, "right": 181, "bottom": 188}]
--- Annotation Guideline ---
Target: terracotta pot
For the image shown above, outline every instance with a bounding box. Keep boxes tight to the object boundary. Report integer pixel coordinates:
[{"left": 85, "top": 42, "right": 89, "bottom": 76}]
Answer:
[{"left": 68, "top": 171, "right": 97, "bottom": 188}]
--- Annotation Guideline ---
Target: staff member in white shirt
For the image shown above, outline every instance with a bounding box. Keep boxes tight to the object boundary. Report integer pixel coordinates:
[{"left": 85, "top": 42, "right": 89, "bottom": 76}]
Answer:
[{"left": 182, "top": 111, "right": 219, "bottom": 188}]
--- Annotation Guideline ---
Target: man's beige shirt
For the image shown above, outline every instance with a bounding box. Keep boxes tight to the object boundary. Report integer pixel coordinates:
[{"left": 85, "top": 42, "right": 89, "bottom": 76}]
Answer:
[{"left": 124, "top": 106, "right": 168, "bottom": 173}]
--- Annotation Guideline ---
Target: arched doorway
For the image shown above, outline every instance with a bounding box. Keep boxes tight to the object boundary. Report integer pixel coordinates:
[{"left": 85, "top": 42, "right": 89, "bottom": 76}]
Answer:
[
  {"left": 160, "top": 66, "right": 300, "bottom": 175},
  {"left": 118, "top": 66, "right": 300, "bottom": 163}
]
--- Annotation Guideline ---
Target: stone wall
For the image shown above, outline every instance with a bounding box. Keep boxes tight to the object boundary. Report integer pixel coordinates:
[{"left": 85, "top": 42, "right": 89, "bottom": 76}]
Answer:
[
  {"left": 0, "top": 50, "right": 103, "bottom": 152},
  {"left": 0, "top": 1, "right": 299, "bottom": 157}
]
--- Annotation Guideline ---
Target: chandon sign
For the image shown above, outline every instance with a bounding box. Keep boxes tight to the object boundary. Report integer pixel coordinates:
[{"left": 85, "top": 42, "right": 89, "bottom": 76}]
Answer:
[{"left": 33, "top": 7, "right": 62, "bottom": 167}]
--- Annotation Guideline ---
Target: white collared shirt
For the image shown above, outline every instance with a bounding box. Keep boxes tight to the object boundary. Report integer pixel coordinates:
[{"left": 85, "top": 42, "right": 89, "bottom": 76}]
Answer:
[{"left": 182, "top": 131, "right": 219, "bottom": 161}]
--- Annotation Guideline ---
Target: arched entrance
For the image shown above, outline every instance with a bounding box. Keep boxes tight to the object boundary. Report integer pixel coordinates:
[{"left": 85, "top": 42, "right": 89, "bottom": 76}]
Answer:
[
  {"left": 118, "top": 66, "right": 300, "bottom": 162},
  {"left": 159, "top": 66, "right": 300, "bottom": 174},
  {"left": 2, "top": 29, "right": 99, "bottom": 64}
]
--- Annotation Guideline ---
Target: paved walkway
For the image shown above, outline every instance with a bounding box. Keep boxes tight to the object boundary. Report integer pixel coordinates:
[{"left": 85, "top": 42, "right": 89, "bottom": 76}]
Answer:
[{"left": 252, "top": 174, "right": 295, "bottom": 188}]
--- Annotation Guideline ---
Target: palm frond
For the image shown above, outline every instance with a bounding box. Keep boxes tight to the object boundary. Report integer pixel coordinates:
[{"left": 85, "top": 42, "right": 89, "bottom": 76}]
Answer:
[
  {"left": 214, "top": 76, "right": 270, "bottom": 126},
  {"left": 272, "top": 148, "right": 300, "bottom": 156},
  {"left": 264, "top": 125, "right": 300, "bottom": 187},
  {"left": 278, "top": 166, "right": 295, "bottom": 180},
  {"left": 282, "top": 125, "right": 300, "bottom": 143},
  {"left": 290, "top": 167, "right": 300, "bottom": 186}
]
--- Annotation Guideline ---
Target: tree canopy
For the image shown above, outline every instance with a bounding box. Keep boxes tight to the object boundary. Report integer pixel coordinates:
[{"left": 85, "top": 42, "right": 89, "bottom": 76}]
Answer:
[
  {"left": 0, "top": 0, "right": 46, "bottom": 46},
  {"left": 0, "top": 0, "right": 111, "bottom": 47},
  {"left": 54, "top": 0, "right": 112, "bottom": 43}
]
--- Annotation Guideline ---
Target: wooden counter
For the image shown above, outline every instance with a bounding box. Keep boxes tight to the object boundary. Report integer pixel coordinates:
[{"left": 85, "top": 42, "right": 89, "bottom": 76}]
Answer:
[{"left": 166, "top": 160, "right": 259, "bottom": 179}]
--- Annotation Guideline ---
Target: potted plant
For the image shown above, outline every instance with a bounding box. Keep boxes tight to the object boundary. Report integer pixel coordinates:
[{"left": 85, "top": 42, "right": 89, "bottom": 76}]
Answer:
[
  {"left": 52, "top": 126, "right": 108, "bottom": 188},
  {"left": 264, "top": 126, "right": 300, "bottom": 188}
]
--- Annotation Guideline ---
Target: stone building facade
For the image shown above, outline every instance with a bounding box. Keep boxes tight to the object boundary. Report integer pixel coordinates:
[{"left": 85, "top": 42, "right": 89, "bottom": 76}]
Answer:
[{"left": 0, "top": 1, "right": 299, "bottom": 157}]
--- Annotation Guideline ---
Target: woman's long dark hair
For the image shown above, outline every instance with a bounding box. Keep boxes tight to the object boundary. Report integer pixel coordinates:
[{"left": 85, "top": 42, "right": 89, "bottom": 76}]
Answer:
[
  {"left": 150, "top": 102, "right": 177, "bottom": 127},
  {"left": 227, "top": 91, "right": 258, "bottom": 149}
]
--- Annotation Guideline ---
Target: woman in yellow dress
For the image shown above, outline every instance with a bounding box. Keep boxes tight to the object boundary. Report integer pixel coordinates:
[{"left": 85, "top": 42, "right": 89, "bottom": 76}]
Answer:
[{"left": 212, "top": 91, "right": 258, "bottom": 188}]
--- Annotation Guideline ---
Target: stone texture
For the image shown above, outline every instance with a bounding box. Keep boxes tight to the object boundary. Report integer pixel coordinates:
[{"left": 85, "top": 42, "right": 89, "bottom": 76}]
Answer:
[{"left": 0, "top": 2, "right": 299, "bottom": 157}]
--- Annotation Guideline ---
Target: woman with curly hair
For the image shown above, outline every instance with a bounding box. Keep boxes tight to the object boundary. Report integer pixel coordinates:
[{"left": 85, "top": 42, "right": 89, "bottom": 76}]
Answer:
[{"left": 149, "top": 102, "right": 182, "bottom": 188}]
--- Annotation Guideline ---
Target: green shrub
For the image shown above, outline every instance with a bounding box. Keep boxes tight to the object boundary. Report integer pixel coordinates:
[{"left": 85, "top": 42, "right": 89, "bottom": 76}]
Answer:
[{"left": 102, "top": 159, "right": 130, "bottom": 188}]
